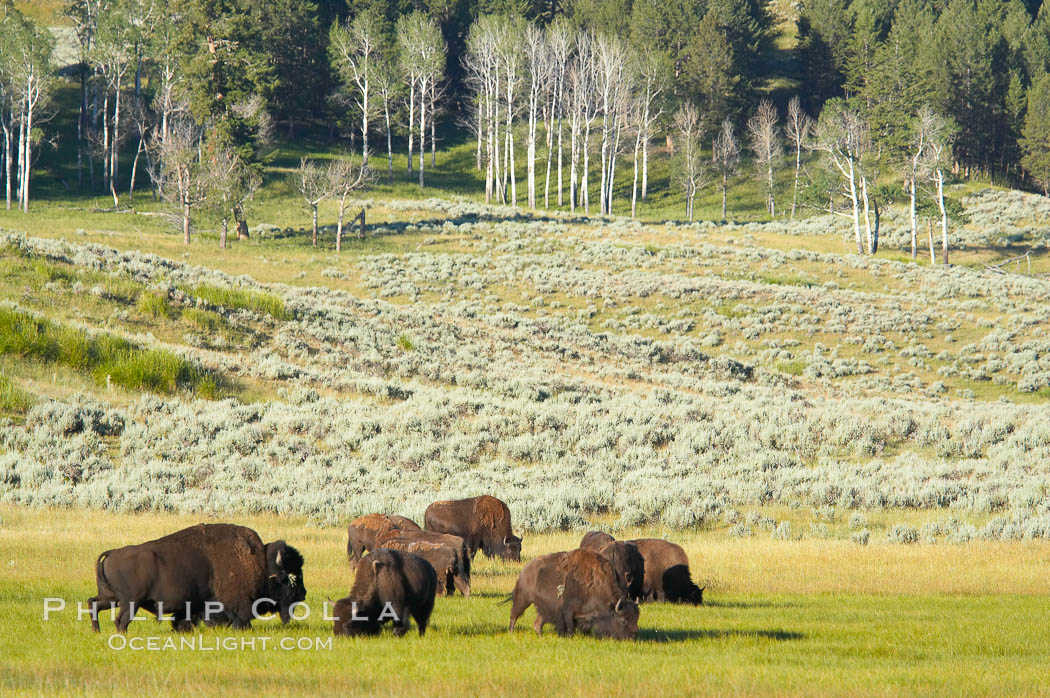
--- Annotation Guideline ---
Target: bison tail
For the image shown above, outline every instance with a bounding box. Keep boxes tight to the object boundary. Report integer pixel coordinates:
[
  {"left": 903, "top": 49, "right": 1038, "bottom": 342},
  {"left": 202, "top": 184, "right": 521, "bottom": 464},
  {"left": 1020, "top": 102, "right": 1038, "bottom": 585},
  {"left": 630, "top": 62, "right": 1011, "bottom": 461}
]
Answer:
[
  {"left": 95, "top": 551, "right": 113, "bottom": 592},
  {"left": 496, "top": 594, "right": 513, "bottom": 606}
]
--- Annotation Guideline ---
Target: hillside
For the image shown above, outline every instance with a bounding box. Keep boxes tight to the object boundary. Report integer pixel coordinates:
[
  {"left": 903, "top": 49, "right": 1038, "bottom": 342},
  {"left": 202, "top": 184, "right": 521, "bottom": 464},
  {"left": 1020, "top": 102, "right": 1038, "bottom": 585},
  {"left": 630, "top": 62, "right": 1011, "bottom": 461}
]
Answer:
[{"left": 3, "top": 189, "right": 1050, "bottom": 540}]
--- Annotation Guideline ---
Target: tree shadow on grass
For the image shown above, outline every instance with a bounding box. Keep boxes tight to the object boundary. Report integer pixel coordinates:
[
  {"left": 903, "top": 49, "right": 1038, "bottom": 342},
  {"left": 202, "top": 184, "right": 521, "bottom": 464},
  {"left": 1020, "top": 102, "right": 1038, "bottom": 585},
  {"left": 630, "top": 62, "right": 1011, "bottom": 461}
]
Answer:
[{"left": 637, "top": 628, "right": 805, "bottom": 643}]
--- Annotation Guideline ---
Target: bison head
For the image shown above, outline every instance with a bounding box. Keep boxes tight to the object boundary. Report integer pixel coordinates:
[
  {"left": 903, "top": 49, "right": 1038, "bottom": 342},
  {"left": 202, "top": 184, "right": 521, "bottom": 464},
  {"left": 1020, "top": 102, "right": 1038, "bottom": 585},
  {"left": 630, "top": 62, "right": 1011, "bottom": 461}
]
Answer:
[
  {"left": 578, "top": 597, "right": 639, "bottom": 640},
  {"left": 686, "top": 584, "right": 705, "bottom": 606},
  {"left": 261, "top": 540, "right": 306, "bottom": 623},
  {"left": 500, "top": 534, "right": 522, "bottom": 562}
]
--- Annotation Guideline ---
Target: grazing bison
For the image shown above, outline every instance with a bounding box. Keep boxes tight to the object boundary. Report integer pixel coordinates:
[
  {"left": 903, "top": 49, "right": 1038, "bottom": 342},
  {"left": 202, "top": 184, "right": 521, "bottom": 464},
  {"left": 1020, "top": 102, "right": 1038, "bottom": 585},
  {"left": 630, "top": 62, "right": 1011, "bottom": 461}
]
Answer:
[
  {"left": 579, "top": 531, "right": 616, "bottom": 551},
  {"left": 332, "top": 548, "right": 437, "bottom": 637},
  {"left": 508, "top": 548, "right": 638, "bottom": 639},
  {"left": 627, "top": 538, "right": 704, "bottom": 605},
  {"left": 424, "top": 495, "right": 522, "bottom": 561},
  {"left": 88, "top": 524, "right": 306, "bottom": 633},
  {"left": 382, "top": 537, "right": 470, "bottom": 597},
  {"left": 347, "top": 513, "right": 422, "bottom": 572},
  {"left": 595, "top": 541, "right": 646, "bottom": 602},
  {"left": 579, "top": 532, "right": 645, "bottom": 601},
  {"left": 375, "top": 529, "right": 470, "bottom": 588}
]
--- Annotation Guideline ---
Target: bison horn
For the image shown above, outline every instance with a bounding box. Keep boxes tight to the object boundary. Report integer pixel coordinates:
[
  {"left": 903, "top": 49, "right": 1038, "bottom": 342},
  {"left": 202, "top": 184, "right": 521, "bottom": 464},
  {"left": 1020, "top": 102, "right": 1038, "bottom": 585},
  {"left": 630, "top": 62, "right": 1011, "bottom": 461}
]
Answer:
[
  {"left": 615, "top": 598, "right": 623, "bottom": 613},
  {"left": 503, "top": 536, "right": 509, "bottom": 546},
  {"left": 275, "top": 549, "right": 283, "bottom": 568}
]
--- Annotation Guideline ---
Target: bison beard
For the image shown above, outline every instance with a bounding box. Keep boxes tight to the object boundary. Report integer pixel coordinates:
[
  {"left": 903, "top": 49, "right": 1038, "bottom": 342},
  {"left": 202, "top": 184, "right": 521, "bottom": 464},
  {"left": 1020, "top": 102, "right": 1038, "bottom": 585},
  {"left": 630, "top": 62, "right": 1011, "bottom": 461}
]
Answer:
[
  {"left": 333, "top": 548, "right": 437, "bottom": 637},
  {"left": 87, "top": 524, "right": 305, "bottom": 633}
]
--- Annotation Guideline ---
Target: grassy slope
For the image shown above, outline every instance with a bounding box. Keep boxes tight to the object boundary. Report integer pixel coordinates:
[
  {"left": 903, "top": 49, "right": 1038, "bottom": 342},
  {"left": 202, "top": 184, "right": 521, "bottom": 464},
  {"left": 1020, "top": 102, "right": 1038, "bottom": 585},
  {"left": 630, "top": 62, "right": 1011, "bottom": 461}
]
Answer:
[{"left": 3, "top": 505, "right": 1050, "bottom": 697}]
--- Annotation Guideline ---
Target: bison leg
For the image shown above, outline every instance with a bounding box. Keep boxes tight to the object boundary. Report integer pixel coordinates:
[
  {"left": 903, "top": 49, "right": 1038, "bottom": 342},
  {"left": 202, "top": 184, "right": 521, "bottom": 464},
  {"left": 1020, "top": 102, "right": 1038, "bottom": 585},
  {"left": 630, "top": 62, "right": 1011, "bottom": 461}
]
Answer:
[
  {"left": 532, "top": 614, "right": 545, "bottom": 636},
  {"left": 87, "top": 596, "right": 110, "bottom": 633},
  {"left": 391, "top": 604, "right": 411, "bottom": 637},
  {"left": 556, "top": 609, "right": 576, "bottom": 637},
  {"left": 508, "top": 593, "right": 532, "bottom": 632},
  {"left": 411, "top": 602, "right": 433, "bottom": 637},
  {"left": 115, "top": 600, "right": 136, "bottom": 633}
]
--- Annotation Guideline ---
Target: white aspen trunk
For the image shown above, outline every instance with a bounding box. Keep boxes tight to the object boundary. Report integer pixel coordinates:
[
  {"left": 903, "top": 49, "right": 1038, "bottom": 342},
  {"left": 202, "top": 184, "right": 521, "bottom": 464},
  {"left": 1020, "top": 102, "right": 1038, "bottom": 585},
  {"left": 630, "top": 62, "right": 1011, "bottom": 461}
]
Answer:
[
  {"left": 862, "top": 175, "right": 872, "bottom": 254},
  {"left": 475, "top": 105, "right": 482, "bottom": 171},
  {"left": 485, "top": 89, "right": 494, "bottom": 203},
  {"left": 641, "top": 130, "right": 649, "bottom": 200},
  {"left": 312, "top": 205, "right": 319, "bottom": 246},
  {"left": 182, "top": 197, "right": 190, "bottom": 245},
  {"left": 22, "top": 84, "right": 35, "bottom": 212},
  {"left": 557, "top": 107, "right": 564, "bottom": 207},
  {"left": 791, "top": 140, "right": 801, "bottom": 219},
  {"left": 767, "top": 162, "right": 774, "bottom": 217},
  {"left": 937, "top": 169, "right": 948, "bottom": 265},
  {"left": 581, "top": 124, "right": 590, "bottom": 215},
  {"left": 430, "top": 79, "right": 436, "bottom": 168},
  {"left": 506, "top": 71, "right": 516, "bottom": 206},
  {"left": 110, "top": 74, "right": 122, "bottom": 207},
  {"left": 928, "top": 218, "right": 936, "bottom": 264},
  {"left": 220, "top": 216, "right": 228, "bottom": 249},
  {"left": 3, "top": 121, "right": 11, "bottom": 210},
  {"left": 102, "top": 92, "right": 110, "bottom": 192},
  {"left": 385, "top": 102, "right": 393, "bottom": 183},
  {"left": 848, "top": 160, "right": 862, "bottom": 254},
  {"left": 599, "top": 123, "right": 608, "bottom": 215},
  {"left": 3, "top": 119, "right": 11, "bottom": 209},
  {"left": 129, "top": 135, "right": 143, "bottom": 199},
  {"left": 337, "top": 192, "right": 347, "bottom": 252},
  {"left": 631, "top": 129, "right": 641, "bottom": 218},
  {"left": 418, "top": 76, "right": 426, "bottom": 187},
  {"left": 362, "top": 77, "right": 369, "bottom": 167},
  {"left": 543, "top": 95, "right": 554, "bottom": 209},
  {"left": 721, "top": 174, "right": 727, "bottom": 220},
  {"left": 909, "top": 177, "right": 917, "bottom": 260},
  {"left": 17, "top": 109, "right": 25, "bottom": 208},
  {"left": 569, "top": 110, "right": 578, "bottom": 213},
  {"left": 407, "top": 81, "right": 415, "bottom": 172},
  {"left": 527, "top": 92, "right": 537, "bottom": 208}
]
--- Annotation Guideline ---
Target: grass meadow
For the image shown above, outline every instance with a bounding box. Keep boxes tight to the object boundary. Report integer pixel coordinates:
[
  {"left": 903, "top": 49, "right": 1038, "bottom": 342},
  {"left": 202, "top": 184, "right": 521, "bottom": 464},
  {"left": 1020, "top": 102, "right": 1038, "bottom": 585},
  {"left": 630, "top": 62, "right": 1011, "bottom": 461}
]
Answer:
[{"left": 3, "top": 505, "right": 1050, "bottom": 696}]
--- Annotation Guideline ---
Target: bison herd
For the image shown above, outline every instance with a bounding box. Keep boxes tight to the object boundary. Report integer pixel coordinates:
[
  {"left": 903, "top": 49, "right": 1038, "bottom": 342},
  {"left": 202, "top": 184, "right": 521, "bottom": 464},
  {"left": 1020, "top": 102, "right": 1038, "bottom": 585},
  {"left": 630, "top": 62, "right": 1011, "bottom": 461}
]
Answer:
[{"left": 87, "top": 494, "right": 705, "bottom": 641}]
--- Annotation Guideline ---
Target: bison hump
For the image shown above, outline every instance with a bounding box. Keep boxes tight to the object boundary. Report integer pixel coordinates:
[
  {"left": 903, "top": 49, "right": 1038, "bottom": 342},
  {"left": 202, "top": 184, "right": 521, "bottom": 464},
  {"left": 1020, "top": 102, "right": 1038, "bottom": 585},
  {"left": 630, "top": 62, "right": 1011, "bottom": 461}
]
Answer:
[{"left": 473, "top": 495, "right": 509, "bottom": 530}]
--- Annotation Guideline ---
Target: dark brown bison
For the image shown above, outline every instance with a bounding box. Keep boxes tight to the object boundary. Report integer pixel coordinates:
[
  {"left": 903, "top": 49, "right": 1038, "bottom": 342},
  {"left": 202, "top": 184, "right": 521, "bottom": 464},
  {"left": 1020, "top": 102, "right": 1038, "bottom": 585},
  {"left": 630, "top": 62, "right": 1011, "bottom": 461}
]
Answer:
[
  {"left": 332, "top": 548, "right": 437, "bottom": 637},
  {"left": 87, "top": 524, "right": 306, "bottom": 633},
  {"left": 381, "top": 537, "right": 470, "bottom": 597},
  {"left": 346, "top": 513, "right": 422, "bottom": 572},
  {"left": 627, "top": 538, "right": 704, "bottom": 604},
  {"left": 507, "top": 548, "right": 639, "bottom": 639},
  {"left": 579, "top": 531, "right": 616, "bottom": 550},
  {"left": 424, "top": 495, "right": 521, "bottom": 561},
  {"left": 375, "top": 528, "right": 470, "bottom": 590},
  {"left": 595, "top": 541, "right": 646, "bottom": 602}
]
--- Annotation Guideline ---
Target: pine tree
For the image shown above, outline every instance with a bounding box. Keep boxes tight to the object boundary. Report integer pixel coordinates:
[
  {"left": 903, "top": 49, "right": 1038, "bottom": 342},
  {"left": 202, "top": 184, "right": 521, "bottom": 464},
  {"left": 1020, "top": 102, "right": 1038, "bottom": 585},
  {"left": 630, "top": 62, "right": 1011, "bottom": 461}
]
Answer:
[{"left": 1021, "top": 73, "right": 1050, "bottom": 195}]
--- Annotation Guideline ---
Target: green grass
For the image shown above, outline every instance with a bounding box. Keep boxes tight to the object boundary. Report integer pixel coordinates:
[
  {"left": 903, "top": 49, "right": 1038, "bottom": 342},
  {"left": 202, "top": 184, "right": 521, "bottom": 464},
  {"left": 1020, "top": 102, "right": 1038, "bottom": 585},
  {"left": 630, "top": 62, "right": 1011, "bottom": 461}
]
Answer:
[
  {"left": 4, "top": 505, "right": 1050, "bottom": 696},
  {"left": 179, "top": 283, "right": 291, "bottom": 321},
  {"left": 136, "top": 291, "right": 176, "bottom": 319},
  {"left": 397, "top": 333, "right": 416, "bottom": 351},
  {"left": 0, "top": 370, "right": 33, "bottom": 415},
  {"left": 0, "top": 306, "right": 222, "bottom": 397},
  {"left": 775, "top": 359, "right": 806, "bottom": 376}
]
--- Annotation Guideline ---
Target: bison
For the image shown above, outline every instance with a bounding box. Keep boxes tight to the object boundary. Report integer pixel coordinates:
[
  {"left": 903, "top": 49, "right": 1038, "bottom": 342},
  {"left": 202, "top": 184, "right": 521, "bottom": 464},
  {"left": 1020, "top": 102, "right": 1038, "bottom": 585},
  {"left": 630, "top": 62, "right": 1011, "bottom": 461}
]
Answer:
[
  {"left": 87, "top": 523, "right": 306, "bottom": 633},
  {"left": 375, "top": 529, "right": 471, "bottom": 594},
  {"left": 381, "top": 537, "right": 470, "bottom": 597},
  {"left": 508, "top": 548, "right": 638, "bottom": 639},
  {"left": 579, "top": 531, "right": 616, "bottom": 550},
  {"left": 627, "top": 538, "right": 704, "bottom": 604},
  {"left": 332, "top": 548, "right": 437, "bottom": 637},
  {"left": 579, "top": 532, "right": 645, "bottom": 601},
  {"left": 424, "top": 495, "right": 521, "bottom": 561},
  {"left": 346, "top": 513, "right": 422, "bottom": 572}
]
